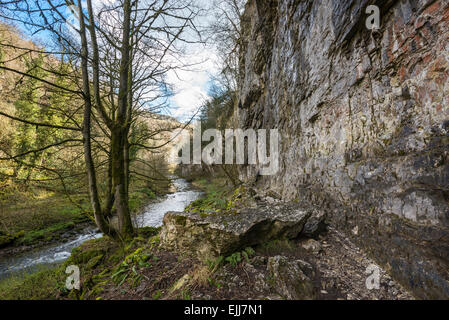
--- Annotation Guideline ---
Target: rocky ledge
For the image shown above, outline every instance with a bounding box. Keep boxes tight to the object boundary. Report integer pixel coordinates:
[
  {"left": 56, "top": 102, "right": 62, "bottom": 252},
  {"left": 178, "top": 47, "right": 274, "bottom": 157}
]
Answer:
[
  {"left": 160, "top": 201, "right": 324, "bottom": 260},
  {"left": 159, "top": 205, "right": 413, "bottom": 300}
]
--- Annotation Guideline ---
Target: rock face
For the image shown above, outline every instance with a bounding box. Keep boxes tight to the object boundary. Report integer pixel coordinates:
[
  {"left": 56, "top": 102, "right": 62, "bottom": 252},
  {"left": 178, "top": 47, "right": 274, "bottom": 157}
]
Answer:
[
  {"left": 267, "top": 256, "right": 316, "bottom": 299},
  {"left": 237, "top": 0, "right": 449, "bottom": 298},
  {"left": 160, "top": 202, "right": 317, "bottom": 260}
]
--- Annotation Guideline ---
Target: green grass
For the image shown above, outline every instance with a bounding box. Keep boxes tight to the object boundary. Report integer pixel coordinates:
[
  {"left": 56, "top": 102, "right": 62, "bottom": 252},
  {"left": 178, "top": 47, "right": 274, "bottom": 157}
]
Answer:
[
  {"left": 16, "top": 221, "right": 76, "bottom": 245},
  {"left": 0, "top": 225, "right": 184, "bottom": 300},
  {"left": 186, "top": 178, "right": 233, "bottom": 215},
  {"left": 186, "top": 177, "right": 252, "bottom": 216},
  {"left": 0, "top": 184, "right": 157, "bottom": 249},
  {"left": 0, "top": 192, "right": 90, "bottom": 235},
  {"left": 0, "top": 265, "right": 64, "bottom": 300},
  {"left": 0, "top": 192, "right": 91, "bottom": 248},
  {"left": 0, "top": 236, "right": 119, "bottom": 300}
]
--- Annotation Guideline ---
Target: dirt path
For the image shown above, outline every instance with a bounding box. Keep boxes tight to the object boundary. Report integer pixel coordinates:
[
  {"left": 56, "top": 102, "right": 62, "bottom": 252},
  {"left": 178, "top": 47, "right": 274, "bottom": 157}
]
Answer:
[
  {"left": 79, "top": 225, "right": 415, "bottom": 300},
  {"left": 188, "top": 228, "right": 415, "bottom": 300},
  {"left": 313, "top": 228, "right": 414, "bottom": 300}
]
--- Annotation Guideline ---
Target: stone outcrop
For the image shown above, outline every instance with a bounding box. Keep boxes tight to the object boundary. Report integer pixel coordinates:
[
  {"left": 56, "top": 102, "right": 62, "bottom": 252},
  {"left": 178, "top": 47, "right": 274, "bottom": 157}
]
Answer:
[
  {"left": 236, "top": 0, "right": 449, "bottom": 298},
  {"left": 267, "top": 256, "right": 316, "bottom": 299},
  {"left": 160, "top": 202, "right": 319, "bottom": 260}
]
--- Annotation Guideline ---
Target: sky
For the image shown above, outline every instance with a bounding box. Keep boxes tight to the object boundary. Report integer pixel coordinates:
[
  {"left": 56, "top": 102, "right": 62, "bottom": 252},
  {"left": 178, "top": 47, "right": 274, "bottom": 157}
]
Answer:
[
  {"left": 164, "top": 1, "right": 221, "bottom": 122},
  {"left": 91, "top": 0, "right": 222, "bottom": 122},
  {"left": 166, "top": 45, "right": 220, "bottom": 121},
  {"left": 5, "top": 0, "right": 222, "bottom": 123}
]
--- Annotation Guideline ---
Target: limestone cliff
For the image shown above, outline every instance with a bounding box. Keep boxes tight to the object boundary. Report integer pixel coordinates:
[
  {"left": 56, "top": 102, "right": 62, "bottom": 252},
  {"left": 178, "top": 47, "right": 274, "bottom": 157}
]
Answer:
[{"left": 237, "top": 0, "right": 449, "bottom": 298}]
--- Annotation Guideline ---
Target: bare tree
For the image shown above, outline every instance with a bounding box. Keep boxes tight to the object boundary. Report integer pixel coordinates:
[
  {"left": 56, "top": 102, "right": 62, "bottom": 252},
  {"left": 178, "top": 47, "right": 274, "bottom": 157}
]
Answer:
[
  {"left": 0, "top": 0, "right": 202, "bottom": 240},
  {"left": 209, "top": 0, "right": 245, "bottom": 92}
]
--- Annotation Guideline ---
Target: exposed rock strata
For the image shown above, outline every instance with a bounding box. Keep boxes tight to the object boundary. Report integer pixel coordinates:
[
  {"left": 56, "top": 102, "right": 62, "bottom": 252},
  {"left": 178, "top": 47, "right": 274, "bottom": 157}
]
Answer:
[{"left": 236, "top": 0, "right": 449, "bottom": 298}]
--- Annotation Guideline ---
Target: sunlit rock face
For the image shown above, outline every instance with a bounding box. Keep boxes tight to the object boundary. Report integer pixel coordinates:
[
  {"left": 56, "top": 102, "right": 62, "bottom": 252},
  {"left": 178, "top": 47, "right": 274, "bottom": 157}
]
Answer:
[
  {"left": 237, "top": 0, "right": 449, "bottom": 298},
  {"left": 160, "top": 202, "right": 315, "bottom": 260}
]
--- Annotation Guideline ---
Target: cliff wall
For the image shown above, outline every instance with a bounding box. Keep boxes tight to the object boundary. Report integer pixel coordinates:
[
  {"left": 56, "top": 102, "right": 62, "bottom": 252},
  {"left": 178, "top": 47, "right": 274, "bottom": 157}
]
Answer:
[{"left": 237, "top": 0, "right": 449, "bottom": 298}]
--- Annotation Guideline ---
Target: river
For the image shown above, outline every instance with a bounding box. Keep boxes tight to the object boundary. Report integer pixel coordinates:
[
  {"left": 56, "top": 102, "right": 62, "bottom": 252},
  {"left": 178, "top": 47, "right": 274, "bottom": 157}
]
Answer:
[{"left": 0, "top": 178, "right": 201, "bottom": 280}]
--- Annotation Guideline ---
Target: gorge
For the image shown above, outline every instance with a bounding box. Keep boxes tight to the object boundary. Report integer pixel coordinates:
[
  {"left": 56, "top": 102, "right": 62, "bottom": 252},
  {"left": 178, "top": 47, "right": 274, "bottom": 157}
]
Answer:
[{"left": 0, "top": 0, "right": 448, "bottom": 301}]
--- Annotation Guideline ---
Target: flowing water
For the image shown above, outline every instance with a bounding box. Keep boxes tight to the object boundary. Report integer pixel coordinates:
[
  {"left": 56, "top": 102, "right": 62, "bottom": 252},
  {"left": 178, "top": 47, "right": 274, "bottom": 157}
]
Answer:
[
  {"left": 135, "top": 178, "right": 201, "bottom": 228},
  {"left": 0, "top": 178, "right": 201, "bottom": 280}
]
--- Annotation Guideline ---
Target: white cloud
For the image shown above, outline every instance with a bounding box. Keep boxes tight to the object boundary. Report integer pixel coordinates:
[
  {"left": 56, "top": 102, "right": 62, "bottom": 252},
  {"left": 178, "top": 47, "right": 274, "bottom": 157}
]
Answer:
[
  {"left": 164, "top": 0, "right": 222, "bottom": 121},
  {"left": 167, "top": 46, "right": 220, "bottom": 121},
  {"left": 66, "top": 0, "right": 222, "bottom": 122}
]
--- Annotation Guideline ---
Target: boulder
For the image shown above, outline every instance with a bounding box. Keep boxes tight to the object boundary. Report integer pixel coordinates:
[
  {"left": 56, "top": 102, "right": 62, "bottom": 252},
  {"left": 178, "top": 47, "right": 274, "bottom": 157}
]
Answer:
[
  {"left": 267, "top": 255, "right": 316, "bottom": 300},
  {"left": 160, "top": 202, "right": 318, "bottom": 260}
]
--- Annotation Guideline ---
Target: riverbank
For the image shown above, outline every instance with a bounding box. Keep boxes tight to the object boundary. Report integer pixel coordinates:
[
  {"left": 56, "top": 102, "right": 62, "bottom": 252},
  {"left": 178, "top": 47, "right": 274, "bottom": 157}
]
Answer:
[
  {"left": 0, "top": 191, "right": 91, "bottom": 250},
  {"left": 0, "top": 177, "right": 199, "bottom": 297},
  {"left": 0, "top": 227, "right": 414, "bottom": 300},
  {"left": 0, "top": 177, "right": 415, "bottom": 300},
  {"left": 0, "top": 177, "right": 173, "bottom": 284},
  {"left": 0, "top": 183, "right": 160, "bottom": 255}
]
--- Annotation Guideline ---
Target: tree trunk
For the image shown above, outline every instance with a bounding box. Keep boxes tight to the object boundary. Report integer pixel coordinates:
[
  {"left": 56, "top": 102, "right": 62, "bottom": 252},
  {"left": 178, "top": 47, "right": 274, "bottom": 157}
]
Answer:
[
  {"left": 78, "top": 0, "right": 117, "bottom": 240},
  {"left": 113, "top": 0, "right": 134, "bottom": 238},
  {"left": 111, "top": 126, "right": 133, "bottom": 238},
  {"left": 104, "top": 144, "right": 114, "bottom": 219}
]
